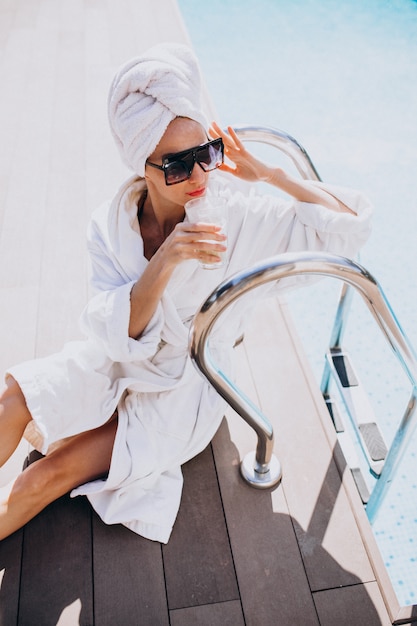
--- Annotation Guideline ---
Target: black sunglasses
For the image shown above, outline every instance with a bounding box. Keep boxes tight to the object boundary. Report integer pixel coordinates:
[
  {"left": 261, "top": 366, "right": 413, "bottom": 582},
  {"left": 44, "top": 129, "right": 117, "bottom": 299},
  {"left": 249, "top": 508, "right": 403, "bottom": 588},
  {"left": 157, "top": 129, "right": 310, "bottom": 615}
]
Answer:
[{"left": 146, "top": 138, "right": 224, "bottom": 186}]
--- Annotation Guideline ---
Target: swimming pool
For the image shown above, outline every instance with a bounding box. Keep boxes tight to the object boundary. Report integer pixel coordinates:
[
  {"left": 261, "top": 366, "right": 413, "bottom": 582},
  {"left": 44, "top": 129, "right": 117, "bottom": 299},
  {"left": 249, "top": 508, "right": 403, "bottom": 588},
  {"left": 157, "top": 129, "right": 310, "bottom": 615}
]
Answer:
[{"left": 178, "top": 0, "right": 417, "bottom": 607}]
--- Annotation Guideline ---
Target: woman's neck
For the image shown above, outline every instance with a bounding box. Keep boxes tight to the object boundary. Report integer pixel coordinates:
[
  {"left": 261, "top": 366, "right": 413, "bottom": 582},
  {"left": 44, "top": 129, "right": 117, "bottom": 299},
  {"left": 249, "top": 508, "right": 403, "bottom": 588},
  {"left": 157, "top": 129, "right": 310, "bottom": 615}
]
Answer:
[{"left": 139, "top": 191, "right": 184, "bottom": 259}]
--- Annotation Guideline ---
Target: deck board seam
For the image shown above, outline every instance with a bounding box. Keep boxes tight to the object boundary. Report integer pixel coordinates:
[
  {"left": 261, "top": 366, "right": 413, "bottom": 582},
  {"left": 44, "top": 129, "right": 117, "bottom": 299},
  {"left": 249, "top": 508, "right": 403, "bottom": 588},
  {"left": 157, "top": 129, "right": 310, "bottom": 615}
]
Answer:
[
  {"left": 90, "top": 506, "right": 96, "bottom": 626},
  {"left": 209, "top": 441, "right": 247, "bottom": 624},
  {"left": 16, "top": 450, "right": 30, "bottom": 624},
  {"left": 160, "top": 537, "right": 172, "bottom": 620},
  {"left": 16, "top": 526, "right": 26, "bottom": 625},
  {"left": 312, "top": 579, "right": 380, "bottom": 593}
]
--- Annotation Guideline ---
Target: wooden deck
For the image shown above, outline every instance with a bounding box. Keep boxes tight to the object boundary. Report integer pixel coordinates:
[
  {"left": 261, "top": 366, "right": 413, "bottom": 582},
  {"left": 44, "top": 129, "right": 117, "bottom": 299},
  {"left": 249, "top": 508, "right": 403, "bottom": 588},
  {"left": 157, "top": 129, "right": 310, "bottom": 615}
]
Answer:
[
  {"left": 0, "top": 1, "right": 410, "bottom": 624},
  {"left": 0, "top": 301, "right": 398, "bottom": 625}
]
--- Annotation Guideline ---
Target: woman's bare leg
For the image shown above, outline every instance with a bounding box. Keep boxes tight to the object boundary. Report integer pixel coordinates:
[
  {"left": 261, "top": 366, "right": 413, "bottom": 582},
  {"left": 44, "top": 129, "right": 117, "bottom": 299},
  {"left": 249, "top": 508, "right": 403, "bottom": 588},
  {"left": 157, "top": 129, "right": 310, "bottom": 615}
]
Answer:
[
  {"left": 0, "top": 416, "right": 117, "bottom": 540},
  {"left": 0, "top": 376, "right": 32, "bottom": 467}
]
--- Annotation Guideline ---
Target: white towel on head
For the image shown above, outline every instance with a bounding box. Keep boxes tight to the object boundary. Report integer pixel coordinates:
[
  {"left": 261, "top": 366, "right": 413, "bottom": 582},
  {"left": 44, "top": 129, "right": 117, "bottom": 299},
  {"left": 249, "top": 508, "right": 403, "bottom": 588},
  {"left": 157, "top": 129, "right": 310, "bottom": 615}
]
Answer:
[{"left": 108, "top": 42, "right": 208, "bottom": 177}]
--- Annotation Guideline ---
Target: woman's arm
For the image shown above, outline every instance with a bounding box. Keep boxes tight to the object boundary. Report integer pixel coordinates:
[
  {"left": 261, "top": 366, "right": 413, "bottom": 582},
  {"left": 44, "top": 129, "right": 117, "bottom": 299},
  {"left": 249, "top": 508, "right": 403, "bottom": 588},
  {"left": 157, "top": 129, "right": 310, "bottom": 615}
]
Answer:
[
  {"left": 81, "top": 218, "right": 225, "bottom": 358},
  {"left": 209, "top": 122, "right": 355, "bottom": 215},
  {"left": 128, "top": 221, "right": 226, "bottom": 338}
]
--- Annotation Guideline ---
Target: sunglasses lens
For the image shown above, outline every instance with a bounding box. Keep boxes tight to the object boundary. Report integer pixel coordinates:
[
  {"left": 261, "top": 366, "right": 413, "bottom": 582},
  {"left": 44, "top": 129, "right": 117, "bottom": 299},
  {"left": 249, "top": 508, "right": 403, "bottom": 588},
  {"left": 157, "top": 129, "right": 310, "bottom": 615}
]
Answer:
[
  {"left": 162, "top": 139, "right": 224, "bottom": 185},
  {"left": 164, "top": 161, "right": 190, "bottom": 185},
  {"left": 196, "top": 140, "right": 224, "bottom": 171}
]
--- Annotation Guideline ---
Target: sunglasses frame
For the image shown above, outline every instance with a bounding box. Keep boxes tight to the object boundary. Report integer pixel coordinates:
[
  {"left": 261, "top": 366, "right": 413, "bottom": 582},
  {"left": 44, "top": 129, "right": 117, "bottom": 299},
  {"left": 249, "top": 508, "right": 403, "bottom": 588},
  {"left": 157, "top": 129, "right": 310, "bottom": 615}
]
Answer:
[{"left": 146, "top": 137, "right": 224, "bottom": 186}]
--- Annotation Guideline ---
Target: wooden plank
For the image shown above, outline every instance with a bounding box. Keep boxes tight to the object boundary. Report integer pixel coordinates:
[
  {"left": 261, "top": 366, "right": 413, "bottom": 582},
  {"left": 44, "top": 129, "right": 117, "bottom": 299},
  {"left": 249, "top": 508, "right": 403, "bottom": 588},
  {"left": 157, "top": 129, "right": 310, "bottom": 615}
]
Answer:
[
  {"left": 0, "top": 12, "right": 56, "bottom": 291},
  {"left": 0, "top": 0, "right": 59, "bottom": 373},
  {"left": 242, "top": 298, "right": 376, "bottom": 590},
  {"left": 106, "top": 0, "right": 143, "bottom": 65},
  {"left": 21, "top": 0, "right": 104, "bottom": 353},
  {"left": 215, "top": 340, "right": 320, "bottom": 624},
  {"left": 18, "top": 453, "right": 94, "bottom": 625},
  {"left": 212, "top": 418, "right": 320, "bottom": 626},
  {"left": 0, "top": 286, "right": 39, "bottom": 382},
  {"left": 313, "top": 581, "right": 392, "bottom": 626},
  {"left": 130, "top": 0, "right": 191, "bottom": 47},
  {"left": 92, "top": 514, "right": 169, "bottom": 625},
  {"left": 13, "top": 0, "right": 41, "bottom": 29},
  {"left": 170, "top": 600, "right": 245, "bottom": 626},
  {"left": 84, "top": 0, "right": 128, "bottom": 216},
  {"left": 0, "top": 529, "right": 23, "bottom": 625},
  {"left": 35, "top": 3, "right": 88, "bottom": 356},
  {"left": 0, "top": 0, "right": 15, "bottom": 55},
  {"left": 163, "top": 444, "right": 239, "bottom": 609},
  {"left": 0, "top": 0, "right": 19, "bottom": 219}
]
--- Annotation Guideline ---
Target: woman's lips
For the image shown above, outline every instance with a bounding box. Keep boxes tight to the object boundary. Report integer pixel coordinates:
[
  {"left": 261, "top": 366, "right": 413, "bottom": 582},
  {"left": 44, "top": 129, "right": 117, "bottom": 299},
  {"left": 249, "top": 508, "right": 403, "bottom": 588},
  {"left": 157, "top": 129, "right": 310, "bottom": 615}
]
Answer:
[{"left": 187, "top": 187, "right": 206, "bottom": 198}]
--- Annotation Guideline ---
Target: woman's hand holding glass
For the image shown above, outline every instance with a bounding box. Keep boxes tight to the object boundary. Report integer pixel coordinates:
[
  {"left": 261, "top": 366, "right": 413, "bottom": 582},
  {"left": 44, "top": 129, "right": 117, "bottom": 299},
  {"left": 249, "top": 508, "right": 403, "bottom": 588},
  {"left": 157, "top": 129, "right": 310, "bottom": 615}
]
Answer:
[
  {"left": 158, "top": 221, "right": 227, "bottom": 268},
  {"left": 129, "top": 221, "right": 226, "bottom": 338}
]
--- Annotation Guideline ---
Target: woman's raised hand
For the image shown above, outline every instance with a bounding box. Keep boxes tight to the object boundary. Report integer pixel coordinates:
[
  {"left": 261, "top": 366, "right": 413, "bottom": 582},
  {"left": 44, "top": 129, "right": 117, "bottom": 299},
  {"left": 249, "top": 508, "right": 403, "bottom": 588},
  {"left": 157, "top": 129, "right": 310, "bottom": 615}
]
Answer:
[
  {"left": 209, "top": 122, "right": 354, "bottom": 214},
  {"left": 209, "top": 121, "right": 273, "bottom": 183}
]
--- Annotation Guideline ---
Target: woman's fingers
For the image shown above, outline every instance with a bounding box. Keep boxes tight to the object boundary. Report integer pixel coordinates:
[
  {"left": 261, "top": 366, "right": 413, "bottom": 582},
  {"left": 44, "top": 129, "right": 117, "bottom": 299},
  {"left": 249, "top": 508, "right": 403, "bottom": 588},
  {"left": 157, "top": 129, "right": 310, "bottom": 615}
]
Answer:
[
  {"left": 163, "top": 222, "right": 226, "bottom": 262},
  {"left": 210, "top": 122, "right": 244, "bottom": 153},
  {"left": 180, "top": 222, "right": 225, "bottom": 239},
  {"left": 185, "top": 224, "right": 226, "bottom": 260},
  {"left": 210, "top": 121, "right": 268, "bottom": 182},
  {"left": 218, "top": 162, "right": 238, "bottom": 176},
  {"left": 226, "top": 125, "right": 245, "bottom": 150},
  {"left": 210, "top": 122, "right": 235, "bottom": 150},
  {"left": 209, "top": 121, "right": 224, "bottom": 139}
]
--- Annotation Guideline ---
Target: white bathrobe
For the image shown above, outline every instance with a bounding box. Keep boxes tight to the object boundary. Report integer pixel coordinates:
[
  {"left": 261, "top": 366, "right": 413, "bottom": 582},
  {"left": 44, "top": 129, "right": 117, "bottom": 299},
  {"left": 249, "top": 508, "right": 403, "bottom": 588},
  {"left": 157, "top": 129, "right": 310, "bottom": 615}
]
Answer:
[{"left": 8, "top": 172, "right": 372, "bottom": 543}]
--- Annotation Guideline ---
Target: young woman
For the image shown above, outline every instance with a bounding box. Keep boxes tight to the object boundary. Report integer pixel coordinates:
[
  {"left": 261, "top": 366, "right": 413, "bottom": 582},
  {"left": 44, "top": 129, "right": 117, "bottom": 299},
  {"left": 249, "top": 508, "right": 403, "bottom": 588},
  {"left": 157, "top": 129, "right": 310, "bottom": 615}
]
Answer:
[{"left": 0, "top": 43, "right": 372, "bottom": 543}]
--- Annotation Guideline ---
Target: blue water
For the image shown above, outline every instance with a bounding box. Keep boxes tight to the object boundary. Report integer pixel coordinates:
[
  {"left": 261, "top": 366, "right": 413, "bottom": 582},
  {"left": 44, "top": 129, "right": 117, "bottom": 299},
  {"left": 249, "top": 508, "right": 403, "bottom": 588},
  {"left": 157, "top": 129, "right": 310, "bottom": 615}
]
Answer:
[{"left": 179, "top": 0, "right": 417, "bottom": 607}]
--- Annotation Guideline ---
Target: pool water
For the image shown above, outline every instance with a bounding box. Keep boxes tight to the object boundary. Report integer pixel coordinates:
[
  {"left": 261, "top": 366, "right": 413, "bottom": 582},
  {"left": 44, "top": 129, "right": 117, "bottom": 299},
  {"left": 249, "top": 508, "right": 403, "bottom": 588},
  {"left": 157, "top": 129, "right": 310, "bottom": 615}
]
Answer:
[{"left": 179, "top": 0, "right": 417, "bottom": 607}]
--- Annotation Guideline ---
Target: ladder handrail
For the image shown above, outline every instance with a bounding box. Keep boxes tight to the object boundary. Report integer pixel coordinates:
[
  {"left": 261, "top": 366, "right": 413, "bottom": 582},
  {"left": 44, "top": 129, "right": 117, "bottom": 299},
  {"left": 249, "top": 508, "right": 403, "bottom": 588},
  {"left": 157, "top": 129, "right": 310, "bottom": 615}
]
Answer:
[
  {"left": 231, "top": 125, "right": 322, "bottom": 181},
  {"left": 189, "top": 252, "right": 417, "bottom": 517},
  {"left": 320, "top": 282, "right": 354, "bottom": 396}
]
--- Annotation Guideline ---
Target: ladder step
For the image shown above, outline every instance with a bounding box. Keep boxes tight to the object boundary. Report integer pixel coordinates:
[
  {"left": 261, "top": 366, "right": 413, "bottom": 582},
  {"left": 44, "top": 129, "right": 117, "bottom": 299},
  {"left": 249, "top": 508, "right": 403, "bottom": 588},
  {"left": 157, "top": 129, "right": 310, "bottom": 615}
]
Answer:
[
  {"left": 325, "top": 350, "right": 388, "bottom": 476},
  {"left": 351, "top": 467, "right": 370, "bottom": 503},
  {"left": 325, "top": 398, "right": 345, "bottom": 433},
  {"left": 331, "top": 353, "right": 359, "bottom": 387},
  {"left": 359, "top": 423, "right": 388, "bottom": 462}
]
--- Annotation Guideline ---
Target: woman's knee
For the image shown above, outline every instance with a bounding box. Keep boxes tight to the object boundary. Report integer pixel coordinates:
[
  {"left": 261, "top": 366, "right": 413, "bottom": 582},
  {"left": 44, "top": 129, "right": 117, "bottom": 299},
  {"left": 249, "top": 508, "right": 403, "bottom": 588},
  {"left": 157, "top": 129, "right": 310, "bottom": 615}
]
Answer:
[
  {"left": 45, "top": 419, "right": 117, "bottom": 494},
  {"left": 12, "top": 457, "right": 60, "bottom": 508},
  {"left": 12, "top": 447, "right": 85, "bottom": 510},
  {"left": 0, "top": 376, "right": 33, "bottom": 468},
  {"left": 1, "top": 456, "right": 71, "bottom": 537},
  {"left": 1, "top": 375, "right": 32, "bottom": 426},
  {"left": 8, "top": 416, "right": 117, "bottom": 508}
]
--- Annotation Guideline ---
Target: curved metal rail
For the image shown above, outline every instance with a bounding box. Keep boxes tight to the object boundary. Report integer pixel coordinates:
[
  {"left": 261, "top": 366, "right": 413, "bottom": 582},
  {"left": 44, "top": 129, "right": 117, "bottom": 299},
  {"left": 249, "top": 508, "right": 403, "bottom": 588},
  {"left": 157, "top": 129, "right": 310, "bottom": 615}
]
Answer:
[
  {"left": 189, "top": 252, "right": 417, "bottom": 505},
  {"left": 231, "top": 125, "right": 322, "bottom": 181},
  {"left": 189, "top": 125, "right": 417, "bottom": 519}
]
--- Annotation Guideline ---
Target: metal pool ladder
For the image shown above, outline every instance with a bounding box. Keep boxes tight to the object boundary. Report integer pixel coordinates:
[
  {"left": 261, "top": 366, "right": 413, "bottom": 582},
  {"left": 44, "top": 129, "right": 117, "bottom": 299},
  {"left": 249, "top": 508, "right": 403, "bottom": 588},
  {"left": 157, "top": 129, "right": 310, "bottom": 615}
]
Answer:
[{"left": 188, "top": 126, "right": 417, "bottom": 522}]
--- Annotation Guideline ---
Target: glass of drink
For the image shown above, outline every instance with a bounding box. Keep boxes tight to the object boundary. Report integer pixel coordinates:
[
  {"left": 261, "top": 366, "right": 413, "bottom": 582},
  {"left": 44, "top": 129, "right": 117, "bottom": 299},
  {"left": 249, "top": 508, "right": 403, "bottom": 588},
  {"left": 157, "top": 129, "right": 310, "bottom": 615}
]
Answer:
[{"left": 185, "top": 196, "right": 228, "bottom": 269}]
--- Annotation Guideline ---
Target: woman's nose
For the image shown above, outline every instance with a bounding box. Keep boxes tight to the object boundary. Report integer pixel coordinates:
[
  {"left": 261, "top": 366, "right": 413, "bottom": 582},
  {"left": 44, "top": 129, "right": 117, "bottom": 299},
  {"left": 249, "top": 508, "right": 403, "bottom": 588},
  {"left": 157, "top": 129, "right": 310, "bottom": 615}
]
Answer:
[{"left": 189, "top": 162, "right": 207, "bottom": 185}]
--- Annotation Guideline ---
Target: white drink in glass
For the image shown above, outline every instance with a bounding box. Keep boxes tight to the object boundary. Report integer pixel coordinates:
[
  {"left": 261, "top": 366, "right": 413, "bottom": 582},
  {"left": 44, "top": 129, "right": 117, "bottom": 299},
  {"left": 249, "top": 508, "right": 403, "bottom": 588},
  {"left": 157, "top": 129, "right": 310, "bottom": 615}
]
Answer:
[{"left": 185, "top": 196, "right": 228, "bottom": 269}]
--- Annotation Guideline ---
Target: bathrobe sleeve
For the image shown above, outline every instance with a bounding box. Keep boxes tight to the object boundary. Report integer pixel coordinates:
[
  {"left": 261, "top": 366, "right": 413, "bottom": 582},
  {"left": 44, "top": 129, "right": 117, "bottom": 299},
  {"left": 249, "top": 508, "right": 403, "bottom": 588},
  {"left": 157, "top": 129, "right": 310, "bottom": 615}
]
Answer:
[
  {"left": 287, "top": 181, "right": 372, "bottom": 257},
  {"left": 78, "top": 199, "right": 165, "bottom": 363},
  {"left": 221, "top": 179, "right": 373, "bottom": 276}
]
